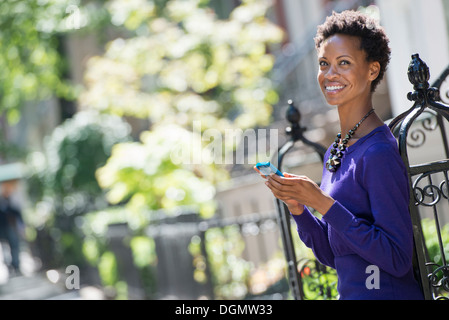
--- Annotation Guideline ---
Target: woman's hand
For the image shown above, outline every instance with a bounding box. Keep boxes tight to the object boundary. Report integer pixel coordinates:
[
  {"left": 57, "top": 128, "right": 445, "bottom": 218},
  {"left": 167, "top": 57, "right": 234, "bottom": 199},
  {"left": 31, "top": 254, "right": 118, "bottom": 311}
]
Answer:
[{"left": 264, "top": 172, "right": 335, "bottom": 216}]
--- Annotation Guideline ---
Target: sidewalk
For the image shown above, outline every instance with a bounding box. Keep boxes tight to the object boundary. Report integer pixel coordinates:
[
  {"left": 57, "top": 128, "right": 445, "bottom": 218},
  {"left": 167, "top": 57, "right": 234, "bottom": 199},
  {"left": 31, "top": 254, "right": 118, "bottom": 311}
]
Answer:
[{"left": 0, "top": 244, "right": 103, "bottom": 300}]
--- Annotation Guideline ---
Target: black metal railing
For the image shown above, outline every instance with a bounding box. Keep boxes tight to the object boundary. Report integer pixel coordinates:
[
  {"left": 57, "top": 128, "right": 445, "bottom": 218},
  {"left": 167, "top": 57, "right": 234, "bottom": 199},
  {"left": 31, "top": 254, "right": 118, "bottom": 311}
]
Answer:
[
  {"left": 389, "top": 54, "right": 449, "bottom": 300},
  {"left": 142, "top": 209, "right": 291, "bottom": 300},
  {"left": 273, "top": 100, "right": 337, "bottom": 300}
]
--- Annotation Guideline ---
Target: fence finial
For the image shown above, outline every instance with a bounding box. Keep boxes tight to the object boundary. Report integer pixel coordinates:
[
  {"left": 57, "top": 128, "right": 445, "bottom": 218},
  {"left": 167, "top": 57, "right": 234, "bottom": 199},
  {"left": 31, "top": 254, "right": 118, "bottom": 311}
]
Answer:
[
  {"left": 285, "top": 100, "right": 304, "bottom": 140},
  {"left": 408, "top": 53, "right": 430, "bottom": 90},
  {"left": 407, "top": 54, "right": 439, "bottom": 102}
]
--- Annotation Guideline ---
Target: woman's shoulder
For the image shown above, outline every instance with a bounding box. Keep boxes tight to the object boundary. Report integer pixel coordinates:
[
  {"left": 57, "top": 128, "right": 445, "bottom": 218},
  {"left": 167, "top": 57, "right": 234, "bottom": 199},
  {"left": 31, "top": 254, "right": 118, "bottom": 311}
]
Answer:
[
  {"left": 351, "top": 124, "right": 398, "bottom": 156},
  {"left": 350, "top": 124, "right": 406, "bottom": 173},
  {"left": 351, "top": 126, "right": 408, "bottom": 187},
  {"left": 364, "top": 123, "right": 396, "bottom": 146},
  {"left": 360, "top": 125, "right": 405, "bottom": 168}
]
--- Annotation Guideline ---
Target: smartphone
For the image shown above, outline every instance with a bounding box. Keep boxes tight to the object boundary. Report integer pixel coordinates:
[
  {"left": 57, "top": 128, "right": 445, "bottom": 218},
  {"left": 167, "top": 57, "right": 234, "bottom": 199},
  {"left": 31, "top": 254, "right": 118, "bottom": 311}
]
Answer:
[{"left": 255, "top": 162, "right": 284, "bottom": 177}]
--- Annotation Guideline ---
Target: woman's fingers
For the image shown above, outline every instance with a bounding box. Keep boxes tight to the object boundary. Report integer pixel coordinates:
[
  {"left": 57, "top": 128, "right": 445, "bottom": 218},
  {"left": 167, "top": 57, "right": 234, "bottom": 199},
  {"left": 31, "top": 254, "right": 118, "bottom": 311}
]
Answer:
[
  {"left": 266, "top": 179, "right": 295, "bottom": 201},
  {"left": 269, "top": 173, "right": 295, "bottom": 185}
]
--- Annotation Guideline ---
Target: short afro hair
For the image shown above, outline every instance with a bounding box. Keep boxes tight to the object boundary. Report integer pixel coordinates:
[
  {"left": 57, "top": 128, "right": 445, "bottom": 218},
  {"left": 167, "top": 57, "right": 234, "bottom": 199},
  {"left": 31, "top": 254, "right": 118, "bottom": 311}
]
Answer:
[{"left": 314, "top": 10, "right": 391, "bottom": 92}]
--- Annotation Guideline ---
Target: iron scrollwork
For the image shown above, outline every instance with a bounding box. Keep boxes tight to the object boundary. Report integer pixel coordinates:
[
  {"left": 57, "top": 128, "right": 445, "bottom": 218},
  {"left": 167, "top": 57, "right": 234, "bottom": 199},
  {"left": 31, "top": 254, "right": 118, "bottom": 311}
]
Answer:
[
  {"left": 389, "top": 54, "right": 449, "bottom": 300},
  {"left": 427, "top": 263, "right": 449, "bottom": 300},
  {"left": 406, "top": 110, "right": 439, "bottom": 148},
  {"left": 412, "top": 171, "right": 448, "bottom": 206},
  {"left": 297, "top": 258, "right": 338, "bottom": 300}
]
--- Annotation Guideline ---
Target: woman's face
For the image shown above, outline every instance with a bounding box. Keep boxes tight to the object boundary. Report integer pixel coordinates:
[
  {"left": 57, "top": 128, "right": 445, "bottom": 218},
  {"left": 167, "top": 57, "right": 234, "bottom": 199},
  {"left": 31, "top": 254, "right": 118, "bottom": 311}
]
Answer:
[{"left": 317, "top": 34, "right": 380, "bottom": 107}]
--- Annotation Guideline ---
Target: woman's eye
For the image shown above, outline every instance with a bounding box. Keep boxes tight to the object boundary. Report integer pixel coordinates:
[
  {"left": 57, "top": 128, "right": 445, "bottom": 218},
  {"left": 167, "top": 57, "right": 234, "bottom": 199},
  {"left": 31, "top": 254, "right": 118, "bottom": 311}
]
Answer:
[
  {"left": 319, "top": 61, "right": 328, "bottom": 67},
  {"left": 340, "top": 60, "right": 350, "bottom": 65}
]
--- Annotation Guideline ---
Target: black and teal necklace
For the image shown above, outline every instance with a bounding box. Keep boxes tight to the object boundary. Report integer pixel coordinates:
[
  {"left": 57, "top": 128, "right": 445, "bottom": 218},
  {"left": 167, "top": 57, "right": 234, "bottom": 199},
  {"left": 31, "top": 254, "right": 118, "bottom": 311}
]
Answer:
[{"left": 326, "top": 108, "right": 375, "bottom": 173}]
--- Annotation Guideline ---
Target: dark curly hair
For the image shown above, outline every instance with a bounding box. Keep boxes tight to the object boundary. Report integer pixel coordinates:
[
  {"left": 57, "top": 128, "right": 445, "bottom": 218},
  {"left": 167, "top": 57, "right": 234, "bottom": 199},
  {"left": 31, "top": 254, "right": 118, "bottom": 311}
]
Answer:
[{"left": 314, "top": 10, "right": 391, "bottom": 92}]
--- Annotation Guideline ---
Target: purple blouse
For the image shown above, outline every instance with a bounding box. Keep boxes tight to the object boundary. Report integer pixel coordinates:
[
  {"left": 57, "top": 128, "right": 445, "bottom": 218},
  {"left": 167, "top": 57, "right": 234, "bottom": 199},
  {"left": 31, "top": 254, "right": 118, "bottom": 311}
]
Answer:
[{"left": 291, "top": 124, "right": 424, "bottom": 300}]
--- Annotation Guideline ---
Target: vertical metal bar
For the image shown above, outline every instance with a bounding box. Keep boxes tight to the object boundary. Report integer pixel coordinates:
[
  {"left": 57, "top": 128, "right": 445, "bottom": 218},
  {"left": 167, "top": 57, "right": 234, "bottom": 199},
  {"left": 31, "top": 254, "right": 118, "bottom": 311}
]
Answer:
[
  {"left": 273, "top": 100, "right": 328, "bottom": 300},
  {"left": 274, "top": 197, "right": 304, "bottom": 299},
  {"left": 425, "top": 172, "right": 449, "bottom": 299},
  {"left": 426, "top": 174, "right": 447, "bottom": 268},
  {"left": 436, "top": 113, "right": 449, "bottom": 159},
  {"left": 273, "top": 139, "right": 303, "bottom": 300},
  {"left": 435, "top": 172, "right": 449, "bottom": 268},
  {"left": 198, "top": 225, "right": 215, "bottom": 299},
  {"left": 398, "top": 103, "right": 433, "bottom": 300}
]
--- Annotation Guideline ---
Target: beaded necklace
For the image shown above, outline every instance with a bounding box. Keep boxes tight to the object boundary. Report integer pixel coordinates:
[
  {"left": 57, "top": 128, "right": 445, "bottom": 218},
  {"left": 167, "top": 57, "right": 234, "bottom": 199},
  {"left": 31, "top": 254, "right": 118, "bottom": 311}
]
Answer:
[{"left": 326, "top": 108, "right": 375, "bottom": 173}]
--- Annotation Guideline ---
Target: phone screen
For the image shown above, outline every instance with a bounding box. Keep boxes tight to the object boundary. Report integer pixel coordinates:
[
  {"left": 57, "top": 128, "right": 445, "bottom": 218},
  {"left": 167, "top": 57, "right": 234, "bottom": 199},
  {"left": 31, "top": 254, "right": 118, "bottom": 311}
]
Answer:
[
  {"left": 255, "top": 162, "right": 284, "bottom": 177},
  {"left": 258, "top": 166, "right": 273, "bottom": 176}
]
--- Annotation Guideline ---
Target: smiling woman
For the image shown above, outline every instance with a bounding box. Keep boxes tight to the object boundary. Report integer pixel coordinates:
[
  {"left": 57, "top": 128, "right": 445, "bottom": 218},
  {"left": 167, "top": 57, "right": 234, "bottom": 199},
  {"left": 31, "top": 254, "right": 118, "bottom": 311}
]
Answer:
[{"left": 262, "top": 10, "right": 425, "bottom": 300}]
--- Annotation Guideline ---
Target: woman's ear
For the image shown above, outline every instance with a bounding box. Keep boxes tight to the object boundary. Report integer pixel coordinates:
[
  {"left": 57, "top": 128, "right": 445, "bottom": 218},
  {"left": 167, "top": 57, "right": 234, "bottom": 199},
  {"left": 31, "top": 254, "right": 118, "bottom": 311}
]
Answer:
[{"left": 369, "top": 61, "right": 381, "bottom": 81}]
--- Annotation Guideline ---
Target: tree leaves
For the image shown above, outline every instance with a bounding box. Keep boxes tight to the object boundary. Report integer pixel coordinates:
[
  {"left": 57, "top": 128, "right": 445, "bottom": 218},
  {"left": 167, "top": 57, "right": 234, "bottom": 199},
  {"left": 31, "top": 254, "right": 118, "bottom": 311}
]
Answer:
[{"left": 83, "top": 0, "right": 283, "bottom": 217}]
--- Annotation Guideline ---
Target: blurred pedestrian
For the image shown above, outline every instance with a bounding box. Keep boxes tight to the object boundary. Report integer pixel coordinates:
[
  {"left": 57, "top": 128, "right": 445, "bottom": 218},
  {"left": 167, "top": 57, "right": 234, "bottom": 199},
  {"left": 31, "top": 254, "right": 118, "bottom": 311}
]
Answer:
[{"left": 0, "top": 179, "right": 24, "bottom": 276}]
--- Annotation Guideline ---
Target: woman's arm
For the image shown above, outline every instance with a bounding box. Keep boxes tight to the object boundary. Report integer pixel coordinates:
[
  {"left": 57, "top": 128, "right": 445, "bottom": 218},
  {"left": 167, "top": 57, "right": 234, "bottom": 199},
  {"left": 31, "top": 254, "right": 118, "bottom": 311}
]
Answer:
[
  {"left": 264, "top": 172, "right": 336, "bottom": 268},
  {"left": 321, "top": 144, "right": 414, "bottom": 277},
  {"left": 265, "top": 173, "right": 335, "bottom": 216},
  {"left": 290, "top": 206, "right": 336, "bottom": 268}
]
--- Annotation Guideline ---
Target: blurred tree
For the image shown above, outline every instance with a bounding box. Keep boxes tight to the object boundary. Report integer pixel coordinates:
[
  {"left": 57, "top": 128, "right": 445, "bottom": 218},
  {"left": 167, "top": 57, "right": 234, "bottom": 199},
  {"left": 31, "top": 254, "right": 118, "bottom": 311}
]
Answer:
[
  {"left": 26, "top": 111, "right": 131, "bottom": 267},
  {"left": 82, "top": 0, "right": 284, "bottom": 218},
  {"left": 0, "top": 0, "right": 77, "bottom": 124},
  {"left": 0, "top": 0, "right": 114, "bottom": 160}
]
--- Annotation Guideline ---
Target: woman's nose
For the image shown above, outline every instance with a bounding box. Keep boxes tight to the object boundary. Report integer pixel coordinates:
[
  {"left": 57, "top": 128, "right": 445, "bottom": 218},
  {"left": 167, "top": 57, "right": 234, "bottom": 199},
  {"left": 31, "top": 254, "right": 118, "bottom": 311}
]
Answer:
[{"left": 325, "top": 65, "right": 339, "bottom": 79}]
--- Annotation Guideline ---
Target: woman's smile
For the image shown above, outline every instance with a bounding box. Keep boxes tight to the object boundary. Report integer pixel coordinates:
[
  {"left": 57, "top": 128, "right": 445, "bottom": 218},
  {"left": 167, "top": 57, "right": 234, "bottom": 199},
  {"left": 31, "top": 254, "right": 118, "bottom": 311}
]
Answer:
[{"left": 325, "top": 83, "right": 346, "bottom": 94}]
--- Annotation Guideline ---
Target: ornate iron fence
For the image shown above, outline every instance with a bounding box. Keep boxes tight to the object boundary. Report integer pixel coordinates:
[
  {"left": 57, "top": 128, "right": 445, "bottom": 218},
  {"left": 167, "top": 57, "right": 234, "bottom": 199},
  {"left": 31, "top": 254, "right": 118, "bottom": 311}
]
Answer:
[
  {"left": 389, "top": 54, "right": 449, "bottom": 300},
  {"left": 273, "top": 100, "right": 338, "bottom": 300}
]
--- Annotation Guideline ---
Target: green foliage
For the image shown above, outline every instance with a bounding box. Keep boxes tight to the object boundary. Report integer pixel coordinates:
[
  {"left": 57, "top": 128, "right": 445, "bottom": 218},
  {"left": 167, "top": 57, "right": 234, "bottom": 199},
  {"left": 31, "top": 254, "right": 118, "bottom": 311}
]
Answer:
[
  {"left": 299, "top": 260, "right": 338, "bottom": 300},
  {"left": 295, "top": 211, "right": 338, "bottom": 300},
  {"left": 25, "top": 111, "right": 131, "bottom": 268},
  {"left": 0, "top": 0, "right": 78, "bottom": 124},
  {"left": 82, "top": 0, "right": 282, "bottom": 129},
  {"left": 27, "top": 110, "right": 130, "bottom": 201},
  {"left": 80, "top": 206, "right": 158, "bottom": 299},
  {"left": 96, "top": 124, "right": 221, "bottom": 218},
  {"left": 86, "top": 0, "right": 283, "bottom": 221},
  {"left": 129, "top": 236, "right": 157, "bottom": 267},
  {"left": 98, "top": 250, "right": 118, "bottom": 286},
  {"left": 421, "top": 218, "right": 449, "bottom": 298},
  {"left": 422, "top": 218, "right": 449, "bottom": 265},
  {"left": 203, "top": 226, "right": 253, "bottom": 299}
]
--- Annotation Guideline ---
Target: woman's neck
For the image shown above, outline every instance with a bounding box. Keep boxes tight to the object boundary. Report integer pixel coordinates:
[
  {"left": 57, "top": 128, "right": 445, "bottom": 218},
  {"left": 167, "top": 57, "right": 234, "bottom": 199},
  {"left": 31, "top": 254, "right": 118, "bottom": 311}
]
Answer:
[{"left": 336, "top": 97, "right": 382, "bottom": 140}]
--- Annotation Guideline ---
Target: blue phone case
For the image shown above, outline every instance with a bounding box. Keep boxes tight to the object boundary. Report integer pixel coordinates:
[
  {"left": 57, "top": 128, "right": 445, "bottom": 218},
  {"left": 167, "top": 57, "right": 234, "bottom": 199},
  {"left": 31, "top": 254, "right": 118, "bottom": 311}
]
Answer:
[{"left": 255, "top": 162, "right": 284, "bottom": 177}]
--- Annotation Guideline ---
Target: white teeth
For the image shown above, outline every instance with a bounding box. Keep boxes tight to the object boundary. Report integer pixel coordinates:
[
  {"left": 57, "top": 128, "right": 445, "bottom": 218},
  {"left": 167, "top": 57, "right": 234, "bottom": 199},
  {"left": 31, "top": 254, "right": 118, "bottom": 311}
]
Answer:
[{"left": 326, "top": 86, "right": 345, "bottom": 91}]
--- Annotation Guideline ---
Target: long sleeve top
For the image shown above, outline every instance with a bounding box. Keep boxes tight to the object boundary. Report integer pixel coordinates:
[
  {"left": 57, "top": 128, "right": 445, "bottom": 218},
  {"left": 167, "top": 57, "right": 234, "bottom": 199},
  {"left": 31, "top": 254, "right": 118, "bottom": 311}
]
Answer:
[{"left": 291, "top": 124, "right": 424, "bottom": 300}]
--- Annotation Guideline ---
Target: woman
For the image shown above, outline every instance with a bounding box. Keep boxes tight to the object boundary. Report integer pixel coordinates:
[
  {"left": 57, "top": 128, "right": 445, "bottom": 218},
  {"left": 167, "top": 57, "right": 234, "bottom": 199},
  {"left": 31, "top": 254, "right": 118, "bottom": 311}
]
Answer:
[{"left": 263, "top": 11, "right": 424, "bottom": 299}]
